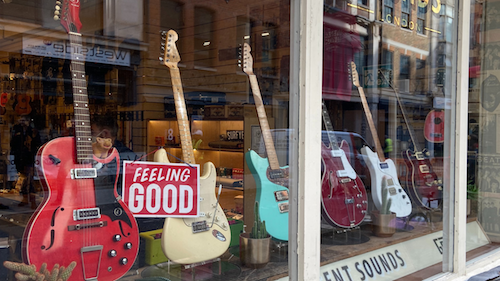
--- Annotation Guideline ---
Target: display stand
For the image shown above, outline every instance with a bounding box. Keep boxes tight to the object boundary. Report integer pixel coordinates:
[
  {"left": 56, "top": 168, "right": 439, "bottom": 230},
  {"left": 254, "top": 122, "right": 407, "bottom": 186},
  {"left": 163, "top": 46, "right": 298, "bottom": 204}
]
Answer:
[
  {"left": 141, "top": 257, "right": 241, "bottom": 281},
  {"left": 321, "top": 226, "right": 370, "bottom": 245},
  {"left": 271, "top": 239, "right": 288, "bottom": 262},
  {"left": 408, "top": 206, "right": 443, "bottom": 230}
]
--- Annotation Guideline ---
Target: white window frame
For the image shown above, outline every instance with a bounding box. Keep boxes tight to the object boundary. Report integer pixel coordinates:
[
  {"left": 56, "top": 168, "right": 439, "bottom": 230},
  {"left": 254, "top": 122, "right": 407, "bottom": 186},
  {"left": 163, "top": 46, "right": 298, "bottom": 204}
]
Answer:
[{"left": 290, "top": 0, "right": 500, "bottom": 279}]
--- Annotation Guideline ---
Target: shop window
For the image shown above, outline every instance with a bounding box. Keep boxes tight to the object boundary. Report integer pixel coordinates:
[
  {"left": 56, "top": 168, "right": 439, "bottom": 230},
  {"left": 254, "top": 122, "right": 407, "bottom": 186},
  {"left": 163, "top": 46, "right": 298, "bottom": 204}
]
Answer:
[
  {"left": 0, "top": 0, "right": 297, "bottom": 279},
  {"left": 401, "top": 0, "right": 411, "bottom": 29},
  {"left": 383, "top": 0, "right": 394, "bottom": 24},
  {"left": 400, "top": 55, "right": 410, "bottom": 79},
  {"left": 468, "top": 0, "right": 500, "bottom": 265},
  {"left": 194, "top": 6, "right": 215, "bottom": 68},
  {"left": 417, "top": 5, "right": 426, "bottom": 34}
]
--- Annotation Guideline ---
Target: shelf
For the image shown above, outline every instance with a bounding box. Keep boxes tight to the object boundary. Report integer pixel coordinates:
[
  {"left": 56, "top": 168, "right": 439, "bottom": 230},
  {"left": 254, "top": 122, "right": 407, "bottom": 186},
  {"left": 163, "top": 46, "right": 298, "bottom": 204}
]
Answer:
[{"left": 149, "top": 146, "right": 242, "bottom": 153}]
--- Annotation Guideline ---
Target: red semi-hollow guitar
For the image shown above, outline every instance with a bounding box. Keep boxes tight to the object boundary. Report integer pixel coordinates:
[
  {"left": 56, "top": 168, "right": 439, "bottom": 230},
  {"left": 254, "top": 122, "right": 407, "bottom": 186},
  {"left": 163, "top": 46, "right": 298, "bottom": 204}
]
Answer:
[
  {"left": 22, "top": 1, "right": 139, "bottom": 280},
  {"left": 320, "top": 101, "right": 368, "bottom": 228},
  {"left": 379, "top": 71, "right": 443, "bottom": 209}
]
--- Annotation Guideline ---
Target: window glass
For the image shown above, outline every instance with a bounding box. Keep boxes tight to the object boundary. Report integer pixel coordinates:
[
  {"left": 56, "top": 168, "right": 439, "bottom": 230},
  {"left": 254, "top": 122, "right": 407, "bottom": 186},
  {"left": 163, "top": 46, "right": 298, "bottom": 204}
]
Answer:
[
  {"left": 0, "top": 0, "right": 292, "bottom": 280},
  {"left": 320, "top": 0, "right": 461, "bottom": 278},
  {"left": 468, "top": 0, "right": 500, "bottom": 263},
  {"left": 401, "top": 0, "right": 411, "bottom": 30}
]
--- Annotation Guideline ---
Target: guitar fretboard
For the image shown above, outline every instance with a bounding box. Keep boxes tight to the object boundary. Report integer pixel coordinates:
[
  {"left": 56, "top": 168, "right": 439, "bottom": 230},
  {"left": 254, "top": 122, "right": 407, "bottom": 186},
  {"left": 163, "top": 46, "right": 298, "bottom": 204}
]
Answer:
[
  {"left": 321, "top": 102, "right": 341, "bottom": 151},
  {"left": 169, "top": 67, "right": 195, "bottom": 164},
  {"left": 249, "top": 75, "right": 280, "bottom": 170},
  {"left": 378, "top": 70, "right": 420, "bottom": 152},
  {"left": 357, "top": 85, "right": 385, "bottom": 162},
  {"left": 69, "top": 32, "right": 93, "bottom": 164}
]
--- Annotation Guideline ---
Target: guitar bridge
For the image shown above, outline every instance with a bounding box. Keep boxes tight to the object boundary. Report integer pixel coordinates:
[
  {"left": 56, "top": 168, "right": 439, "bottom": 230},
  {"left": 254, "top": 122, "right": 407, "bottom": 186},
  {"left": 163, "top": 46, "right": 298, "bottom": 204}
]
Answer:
[
  {"left": 278, "top": 202, "right": 289, "bottom": 213},
  {"left": 192, "top": 221, "right": 209, "bottom": 233},
  {"left": 71, "top": 168, "right": 97, "bottom": 179}
]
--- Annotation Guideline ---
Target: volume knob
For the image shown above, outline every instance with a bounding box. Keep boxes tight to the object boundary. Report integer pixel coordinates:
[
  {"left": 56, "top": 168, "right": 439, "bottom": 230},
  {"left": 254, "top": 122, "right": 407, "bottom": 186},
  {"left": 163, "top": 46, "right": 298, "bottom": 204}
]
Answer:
[
  {"left": 108, "top": 250, "right": 117, "bottom": 257},
  {"left": 113, "top": 234, "right": 122, "bottom": 242},
  {"left": 120, "top": 257, "right": 128, "bottom": 265},
  {"left": 124, "top": 242, "right": 133, "bottom": 250}
]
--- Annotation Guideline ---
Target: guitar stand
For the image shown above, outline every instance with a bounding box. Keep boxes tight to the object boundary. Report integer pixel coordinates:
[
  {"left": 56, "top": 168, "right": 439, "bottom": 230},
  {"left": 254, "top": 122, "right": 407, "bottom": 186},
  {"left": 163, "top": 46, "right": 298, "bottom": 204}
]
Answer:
[
  {"left": 411, "top": 206, "right": 442, "bottom": 230},
  {"left": 141, "top": 257, "right": 241, "bottom": 281},
  {"left": 321, "top": 226, "right": 370, "bottom": 245},
  {"left": 271, "top": 239, "right": 288, "bottom": 262},
  {"left": 183, "top": 258, "right": 221, "bottom": 280}
]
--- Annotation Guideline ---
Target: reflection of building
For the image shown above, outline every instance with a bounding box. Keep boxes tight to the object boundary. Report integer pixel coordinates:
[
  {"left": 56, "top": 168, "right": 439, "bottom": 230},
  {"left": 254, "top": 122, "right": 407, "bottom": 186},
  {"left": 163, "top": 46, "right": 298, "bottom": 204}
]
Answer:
[{"left": 0, "top": 0, "right": 498, "bottom": 280}]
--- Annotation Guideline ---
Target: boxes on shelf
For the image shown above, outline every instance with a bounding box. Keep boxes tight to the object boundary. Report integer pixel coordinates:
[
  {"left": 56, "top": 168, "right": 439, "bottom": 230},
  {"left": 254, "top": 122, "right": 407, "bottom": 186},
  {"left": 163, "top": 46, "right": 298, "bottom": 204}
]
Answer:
[
  {"left": 232, "top": 168, "right": 244, "bottom": 179},
  {"left": 228, "top": 219, "right": 244, "bottom": 247},
  {"left": 234, "top": 195, "right": 243, "bottom": 214},
  {"left": 139, "top": 229, "right": 168, "bottom": 266}
]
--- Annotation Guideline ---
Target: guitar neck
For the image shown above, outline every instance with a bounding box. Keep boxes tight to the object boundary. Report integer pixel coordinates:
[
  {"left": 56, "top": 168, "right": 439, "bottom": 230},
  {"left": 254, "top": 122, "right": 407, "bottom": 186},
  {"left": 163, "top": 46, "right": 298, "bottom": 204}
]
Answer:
[
  {"left": 68, "top": 32, "right": 93, "bottom": 164},
  {"left": 169, "top": 67, "right": 195, "bottom": 164},
  {"left": 357, "top": 86, "right": 385, "bottom": 162},
  {"left": 248, "top": 75, "right": 280, "bottom": 170},
  {"left": 379, "top": 71, "right": 420, "bottom": 152},
  {"left": 321, "top": 102, "right": 341, "bottom": 150}
]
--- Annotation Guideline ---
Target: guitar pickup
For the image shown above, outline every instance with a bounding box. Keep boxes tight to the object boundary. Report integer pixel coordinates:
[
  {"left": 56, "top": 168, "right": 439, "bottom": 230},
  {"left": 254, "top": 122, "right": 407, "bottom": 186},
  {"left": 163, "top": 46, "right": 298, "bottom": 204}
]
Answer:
[
  {"left": 278, "top": 202, "right": 289, "bottom": 213},
  {"left": 388, "top": 187, "right": 397, "bottom": 195},
  {"left": 274, "top": 190, "right": 289, "bottom": 202},
  {"left": 73, "top": 208, "right": 101, "bottom": 221},
  {"left": 269, "top": 169, "right": 284, "bottom": 179},
  {"left": 419, "top": 165, "right": 430, "bottom": 173},
  {"left": 415, "top": 152, "right": 425, "bottom": 160},
  {"left": 340, "top": 178, "right": 352, "bottom": 184},
  {"left": 71, "top": 168, "right": 97, "bottom": 179}
]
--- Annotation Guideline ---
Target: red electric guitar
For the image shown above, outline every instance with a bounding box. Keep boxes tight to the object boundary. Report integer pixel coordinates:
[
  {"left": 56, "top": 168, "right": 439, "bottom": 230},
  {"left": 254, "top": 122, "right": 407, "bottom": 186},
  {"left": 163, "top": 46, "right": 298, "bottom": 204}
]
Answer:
[
  {"left": 424, "top": 110, "right": 445, "bottom": 143},
  {"left": 321, "top": 101, "right": 368, "bottom": 228},
  {"left": 22, "top": 1, "right": 139, "bottom": 280},
  {"left": 379, "top": 71, "right": 442, "bottom": 209}
]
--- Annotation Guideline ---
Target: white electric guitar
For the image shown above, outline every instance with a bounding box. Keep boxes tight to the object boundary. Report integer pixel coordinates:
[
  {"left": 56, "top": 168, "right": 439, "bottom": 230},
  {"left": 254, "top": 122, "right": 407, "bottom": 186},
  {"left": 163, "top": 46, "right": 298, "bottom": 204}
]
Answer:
[
  {"left": 154, "top": 30, "right": 230, "bottom": 264},
  {"left": 350, "top": 62, "right": 412, "bottom": 217}
]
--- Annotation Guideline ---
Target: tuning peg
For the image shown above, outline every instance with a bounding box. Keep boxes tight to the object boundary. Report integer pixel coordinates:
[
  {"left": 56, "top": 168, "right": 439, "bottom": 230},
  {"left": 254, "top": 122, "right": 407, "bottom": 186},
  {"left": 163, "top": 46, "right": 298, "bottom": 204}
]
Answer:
[
  {"left": 159, "top": 57, "right": 163, "bottom": 62},
  {"left": 55, "top": 5, "right": 60, "bottom": 10},
  {"left": 53, "top": 15, "right": 60, "bottom": 20},
  {"left": 54, "top": 10, "right": 60, "bottom": 16},
  {"left": 56, "top": 1, "right": 61, "bottom": 4}
]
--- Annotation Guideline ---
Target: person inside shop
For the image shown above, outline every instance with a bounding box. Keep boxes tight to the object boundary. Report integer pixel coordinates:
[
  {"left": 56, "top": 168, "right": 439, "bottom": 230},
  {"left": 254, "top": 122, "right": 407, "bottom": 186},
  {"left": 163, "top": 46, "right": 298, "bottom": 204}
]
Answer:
[
  {"left": 91, "top": 114, "right": 137, "bottom": 165},
  {"left": 11, "top": 114, "right": 41, "bottom": 209},
  {"left": 91, "top": 114, "right": 164, "bottom": 232}
]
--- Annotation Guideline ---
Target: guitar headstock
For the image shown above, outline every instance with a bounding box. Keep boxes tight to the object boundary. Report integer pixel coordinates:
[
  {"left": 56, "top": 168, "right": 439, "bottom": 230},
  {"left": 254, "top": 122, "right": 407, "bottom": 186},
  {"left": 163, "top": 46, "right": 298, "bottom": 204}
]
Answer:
[
  {"left": 349, "top": 61, "right": 360, "bottom": 88},
  {"left": 160, "top": 30, "right": 181, "bottom": 69},
  {"left": 54, "top": 0, "right": 82, "bottom": 33},
  {"left": 240, "top": 43, "right": 254, "bottom": 76}
]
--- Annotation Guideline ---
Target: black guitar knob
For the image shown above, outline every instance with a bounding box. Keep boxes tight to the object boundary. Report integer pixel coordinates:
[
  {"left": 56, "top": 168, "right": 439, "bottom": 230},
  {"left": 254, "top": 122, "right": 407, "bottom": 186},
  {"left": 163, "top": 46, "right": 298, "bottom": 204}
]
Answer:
[
  {"left": 124, "top": 242, "right": 132, "bottom": 250},
  {"left": 108, "top": 250, "right": 117, "bottom": 257},
  {"left": 120, "top": 257, "right": 128, "bottom": 265},
  {"left": 113, "top": 234, "right": 122, "bottom": 242}
]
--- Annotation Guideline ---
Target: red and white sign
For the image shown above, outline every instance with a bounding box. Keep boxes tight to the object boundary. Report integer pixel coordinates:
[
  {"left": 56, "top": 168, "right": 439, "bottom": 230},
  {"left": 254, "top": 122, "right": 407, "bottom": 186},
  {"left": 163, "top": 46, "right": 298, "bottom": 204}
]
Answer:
[{"left": 122, "top": 161, "right": 200, "bottom": 218}]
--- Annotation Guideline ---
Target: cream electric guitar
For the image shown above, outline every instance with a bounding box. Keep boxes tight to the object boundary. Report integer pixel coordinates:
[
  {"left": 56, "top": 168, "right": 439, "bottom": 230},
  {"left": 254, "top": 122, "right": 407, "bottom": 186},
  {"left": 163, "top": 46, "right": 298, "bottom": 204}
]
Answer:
[
  {"left": 154, "top": 30, "right": 230, "bottom": 264},
  {"left": 350, "top": 62, "right": 412, "bottom": 217}
]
